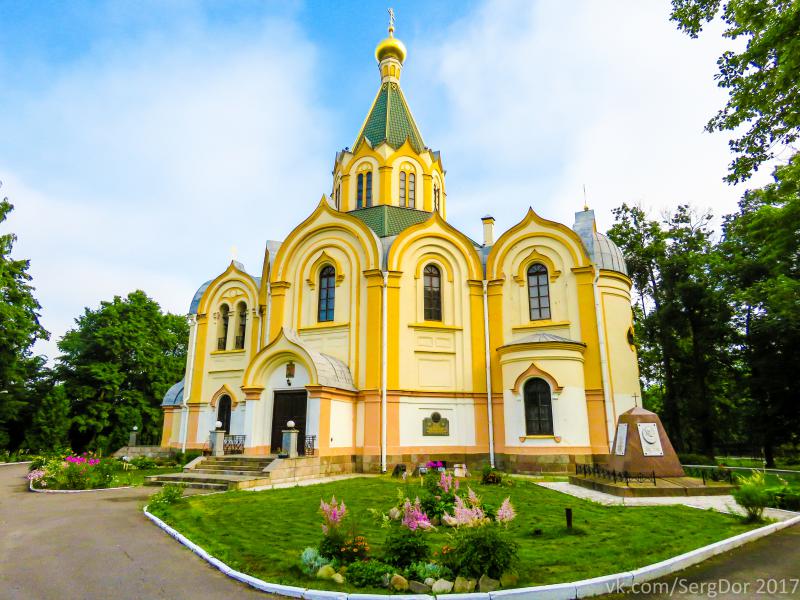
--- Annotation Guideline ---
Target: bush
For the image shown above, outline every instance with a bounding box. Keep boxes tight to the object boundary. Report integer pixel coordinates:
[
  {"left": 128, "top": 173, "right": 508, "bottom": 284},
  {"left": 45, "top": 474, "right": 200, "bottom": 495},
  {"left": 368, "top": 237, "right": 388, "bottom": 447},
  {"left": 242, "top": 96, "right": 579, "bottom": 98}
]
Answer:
[
  {"left": 175, "top": 450, "right": 203, "bottom": 466},
  {"left": 678, "top": 453, "right": 715, "bottom": 466},
  {"left": 767, "top": 487, "right": 800, "bottom": 511},
  {"left": 440, "top": 522, "right": 519, "bottom": 578},
  {"left": 382, "top": 526, "right": 430, "bottom": 567},
  {"left": 405, "top": 561, "right": 452, "bottom": 582},
  {"left": 733, "top": 471, "right": 770, "bottom": 522},
  {"left": 299, "top": 547, "right": 331, "bottom": 576},
  {"left": 481, "top": 464, "right": 504, "bottom": 485},
  {"left": 346, "top": 560, "right": 394, "bottom": 588},
  {"left": 130, "top": 456, "right": 158, "bottom": 469},
  {"left": 148, "top": 483, "right": 186, "bottom": 507}
]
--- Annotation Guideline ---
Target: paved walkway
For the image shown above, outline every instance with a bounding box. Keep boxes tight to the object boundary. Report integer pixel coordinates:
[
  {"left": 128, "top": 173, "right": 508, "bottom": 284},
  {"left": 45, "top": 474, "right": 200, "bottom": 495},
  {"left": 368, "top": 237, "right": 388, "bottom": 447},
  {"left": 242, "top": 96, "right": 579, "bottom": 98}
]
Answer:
[
  {"left": 537, "top": 481, "right": 796, "bottom": 521},
  {"left": 0, "top": 463, "right": 270, "bottom": 600}
]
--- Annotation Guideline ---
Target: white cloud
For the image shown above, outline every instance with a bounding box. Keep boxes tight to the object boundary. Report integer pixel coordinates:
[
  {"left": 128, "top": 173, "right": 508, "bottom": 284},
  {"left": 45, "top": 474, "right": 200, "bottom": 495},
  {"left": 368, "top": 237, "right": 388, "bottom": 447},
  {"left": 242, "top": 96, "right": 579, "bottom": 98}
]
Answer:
[
  {"left": 1, "top": 15, "right": 334, "bottom": 360},
  {"left": 408, "top": 0, "right": 775, "bottom": 239}
]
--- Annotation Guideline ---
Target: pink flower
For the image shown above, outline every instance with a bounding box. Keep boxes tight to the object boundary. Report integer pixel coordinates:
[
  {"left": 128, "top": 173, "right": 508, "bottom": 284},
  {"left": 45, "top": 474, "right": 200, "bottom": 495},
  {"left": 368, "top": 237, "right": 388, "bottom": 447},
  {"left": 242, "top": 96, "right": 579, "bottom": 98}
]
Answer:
[
  {"left": 497, "top": 497, "right": 516, "bottom": 524},
  {"left": 319, "top": 496, "right": 347, "bottom": 534},
  {"left": 447, "top": 494, "right": 485, "bottom": 527},
  {"left": 401, "top": 497, "right": 432, "bottom": 531},
  {"left": 467, "top": 486, "right": 480, "bottom": 505}
]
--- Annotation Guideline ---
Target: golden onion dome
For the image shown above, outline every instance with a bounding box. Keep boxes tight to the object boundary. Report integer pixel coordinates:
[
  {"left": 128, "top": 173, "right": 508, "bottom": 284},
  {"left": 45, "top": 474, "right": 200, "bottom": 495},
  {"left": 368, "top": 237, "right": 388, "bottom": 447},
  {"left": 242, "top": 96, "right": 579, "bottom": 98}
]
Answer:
[{"left": 375, "top": 34, "right": 407, "bottom": 64}]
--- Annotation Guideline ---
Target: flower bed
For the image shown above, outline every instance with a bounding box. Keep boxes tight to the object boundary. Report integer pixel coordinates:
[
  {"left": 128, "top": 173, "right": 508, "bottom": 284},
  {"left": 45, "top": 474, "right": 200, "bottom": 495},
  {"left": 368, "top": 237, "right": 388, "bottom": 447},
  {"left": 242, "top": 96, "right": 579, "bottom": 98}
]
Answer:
[
  {"left": 148, "top": 473, "right": 759, "bottom": 593},
  {"left": 27, "top": 453, "right": 182, "bottom": 490}
]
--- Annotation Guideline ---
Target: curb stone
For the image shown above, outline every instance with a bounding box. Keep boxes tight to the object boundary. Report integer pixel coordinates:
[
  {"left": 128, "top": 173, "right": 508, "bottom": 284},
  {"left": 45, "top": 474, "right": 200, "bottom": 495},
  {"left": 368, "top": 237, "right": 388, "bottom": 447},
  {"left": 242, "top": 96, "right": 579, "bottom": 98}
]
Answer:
[
  {"left": 143, "top": 506, "right": 800, "bottom": 599},
  {"left": 29, "top": 480, "right": 133, "bottom": 493}
]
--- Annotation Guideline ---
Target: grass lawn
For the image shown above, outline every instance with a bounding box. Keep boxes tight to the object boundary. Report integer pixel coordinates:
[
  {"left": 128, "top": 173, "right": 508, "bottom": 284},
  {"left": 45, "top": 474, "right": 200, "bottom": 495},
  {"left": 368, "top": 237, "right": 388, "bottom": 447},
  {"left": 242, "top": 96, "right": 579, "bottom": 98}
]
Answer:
[
  {"left": 113, "top": 466, "right": 181, "bottom": 487},
  {"left": 148, "top": 476, "right": 759, "bottom": 592}
]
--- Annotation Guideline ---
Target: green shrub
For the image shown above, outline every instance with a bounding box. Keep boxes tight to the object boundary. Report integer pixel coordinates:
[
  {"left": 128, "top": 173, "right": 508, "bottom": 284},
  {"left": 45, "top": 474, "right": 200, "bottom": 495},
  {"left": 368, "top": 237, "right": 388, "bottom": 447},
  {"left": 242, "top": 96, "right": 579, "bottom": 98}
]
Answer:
[
  {"left": 678, "top": 453, "right": 715, "bottom": 466},
  {"left": 174, "top": 450, "right": 203, "bottom": 466},
  {"left": 440, "top": 522, "right": 519, "bottom": 578},
  {"left": 130, "top": 456, "right": 158, "bottom": 469},
  {"left": 299, "top": 547, "right": 331, "bottom": 576},
  {"left": 382, "top": 525, "right": 430, "bottom": 567},
  {"left": 767, "top": 487, "right": 800, "bottom": 511},
  {"left": 481, "top": 464, "right": 504, "bottom": 485},
  {"left": 319, "top": 530, "right": 370, "bottom": 564},
  {"left": 149, "top": 483, "right": 186, "bottom": 507},
  {"left": 404, "top": 561, "right": 452, "bottom": 582},
  {"left": 346, "top": 560, "right": 394, "bottom": 588},
  {"left": 733, "top": 471, "right": 770, "bottom": 522}
]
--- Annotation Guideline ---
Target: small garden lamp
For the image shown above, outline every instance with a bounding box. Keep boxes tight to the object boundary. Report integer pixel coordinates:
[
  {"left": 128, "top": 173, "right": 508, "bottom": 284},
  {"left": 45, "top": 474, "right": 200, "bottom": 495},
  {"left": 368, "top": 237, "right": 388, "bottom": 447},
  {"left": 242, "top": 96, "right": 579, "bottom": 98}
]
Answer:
[{"left": 215, "top": 420, "right": 223, "bottom": 431}]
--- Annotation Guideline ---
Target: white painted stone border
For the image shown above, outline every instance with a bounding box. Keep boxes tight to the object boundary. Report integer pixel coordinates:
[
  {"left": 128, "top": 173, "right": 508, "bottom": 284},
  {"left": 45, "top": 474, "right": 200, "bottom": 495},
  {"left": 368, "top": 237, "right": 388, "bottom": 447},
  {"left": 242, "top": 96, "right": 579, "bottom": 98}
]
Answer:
[
  {"left": 29, "top": 480, "right": 133, "bottom": 493},
  {"left": 144, "top": 505, "right": 800, "bottom": 599},
  {"left": 0, "top": 460, "right": 32, "bottom": 466}
]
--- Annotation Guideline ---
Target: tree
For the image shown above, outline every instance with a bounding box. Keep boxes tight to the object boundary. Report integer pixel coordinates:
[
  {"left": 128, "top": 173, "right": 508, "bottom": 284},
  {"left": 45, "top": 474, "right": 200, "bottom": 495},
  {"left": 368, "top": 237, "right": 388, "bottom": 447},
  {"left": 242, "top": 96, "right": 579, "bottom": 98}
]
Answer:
[
  {"left": 25, "top": 384, "right": 71, "bottom": 453},
  {"left": 0, "top": 193, "right": 49, "bottom": 450},
  {"left": 718, "top": 155, "right": 800, "bottom": 465},
  {"left": 56, "top": 290, "right": 188, "bottom": 453},
  {"left": 608, "top": 204, "right": 735, "bottom": 455},
  {"left": 671, "top": 0, "right": 800, "bottom": 183}
]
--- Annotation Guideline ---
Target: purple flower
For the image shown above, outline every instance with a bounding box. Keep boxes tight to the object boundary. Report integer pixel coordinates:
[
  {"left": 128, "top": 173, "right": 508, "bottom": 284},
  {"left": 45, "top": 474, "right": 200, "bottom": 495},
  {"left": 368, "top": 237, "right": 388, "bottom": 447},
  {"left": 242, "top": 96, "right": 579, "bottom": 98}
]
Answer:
[
  {"left": 319, "top": 496, "right": 347, "bottom": 534},
  {"left": 497, "top": 497, "right": 516, "bottom": 524},
  {"left": 401, "top": 497, "right": 433, "bottom": 531}
]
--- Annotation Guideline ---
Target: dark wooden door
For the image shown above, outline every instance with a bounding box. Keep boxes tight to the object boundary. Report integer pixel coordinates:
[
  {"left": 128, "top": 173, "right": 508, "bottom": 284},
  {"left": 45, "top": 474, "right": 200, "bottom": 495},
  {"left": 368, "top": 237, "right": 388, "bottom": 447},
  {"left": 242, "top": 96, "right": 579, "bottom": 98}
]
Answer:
[{"left": 271, "top": 390, "right": 307, "bottom": 454}]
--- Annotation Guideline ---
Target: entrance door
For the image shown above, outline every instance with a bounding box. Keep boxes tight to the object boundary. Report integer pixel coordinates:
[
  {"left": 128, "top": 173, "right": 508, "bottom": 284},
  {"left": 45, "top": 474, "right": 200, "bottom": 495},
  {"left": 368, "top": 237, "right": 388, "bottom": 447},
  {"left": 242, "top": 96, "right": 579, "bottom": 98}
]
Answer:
[
  {"left": 217, "top": 395, "right": 232, "bottom": 432},
  {"left": 271, "top": 390, "right": 307, "bottom": 454}
]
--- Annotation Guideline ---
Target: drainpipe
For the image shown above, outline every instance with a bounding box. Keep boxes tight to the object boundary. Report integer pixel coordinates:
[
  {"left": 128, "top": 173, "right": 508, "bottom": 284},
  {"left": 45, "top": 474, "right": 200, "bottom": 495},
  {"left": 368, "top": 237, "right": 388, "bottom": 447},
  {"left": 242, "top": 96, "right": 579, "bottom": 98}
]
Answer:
[
  {"left": 263, "top": 279, "right": 271, "bottom": 348},
  {"left": 180, "top": 314, "right": 197, "bottom": 453},
  {"left": 482, "top": 281, "right": 496, "bottom": 468},
  {"left": 381, "top": 271, "right": 388, "bottom": 473},
  {"left": 593, "top": 269, "right": 616, "bottom": 451}
]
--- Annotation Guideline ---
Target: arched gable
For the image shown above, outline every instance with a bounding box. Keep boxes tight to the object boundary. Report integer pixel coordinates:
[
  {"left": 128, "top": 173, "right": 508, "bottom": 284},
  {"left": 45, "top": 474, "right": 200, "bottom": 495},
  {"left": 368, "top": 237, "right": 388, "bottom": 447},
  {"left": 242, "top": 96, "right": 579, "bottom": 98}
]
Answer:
[
  {"left": 196, "top": 261, "right": 260, "bottom": 316},
  {"left": 210, "top": 383, "right": 240, "bottom": 409},
  {"left": 271, "top": 196, "right": 381, "bottom": 282},
  {"left": 486, "top": 208, "right": 591, "bottom": 280},
  {"left": 387, "top": 211, "right": 482, "bottom": 280}
]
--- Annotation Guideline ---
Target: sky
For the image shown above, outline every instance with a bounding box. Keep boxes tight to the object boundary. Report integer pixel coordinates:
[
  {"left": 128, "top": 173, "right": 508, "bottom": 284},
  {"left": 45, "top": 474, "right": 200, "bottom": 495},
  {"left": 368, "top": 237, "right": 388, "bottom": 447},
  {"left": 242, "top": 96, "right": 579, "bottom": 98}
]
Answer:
[{"left": 0, "top": 0, "right": 774, "bottom": 361}]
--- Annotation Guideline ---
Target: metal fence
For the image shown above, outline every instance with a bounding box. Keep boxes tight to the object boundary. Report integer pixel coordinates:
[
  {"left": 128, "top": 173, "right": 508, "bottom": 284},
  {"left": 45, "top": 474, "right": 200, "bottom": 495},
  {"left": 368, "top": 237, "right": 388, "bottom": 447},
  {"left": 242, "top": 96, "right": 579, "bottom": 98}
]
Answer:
[
  {"left": 223, "top": 435, "right": 245, "bottom": 455},
  {"left": 575, "top": 463, "right": 657, "bottom": 486}
]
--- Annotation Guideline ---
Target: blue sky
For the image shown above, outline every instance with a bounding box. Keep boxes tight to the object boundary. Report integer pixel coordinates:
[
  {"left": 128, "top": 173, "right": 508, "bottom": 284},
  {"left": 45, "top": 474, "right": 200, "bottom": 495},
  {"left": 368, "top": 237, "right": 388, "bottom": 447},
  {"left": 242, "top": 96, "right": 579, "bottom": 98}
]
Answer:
[{"left": 0, "top": 1, "right": 771, "bottom": 360}]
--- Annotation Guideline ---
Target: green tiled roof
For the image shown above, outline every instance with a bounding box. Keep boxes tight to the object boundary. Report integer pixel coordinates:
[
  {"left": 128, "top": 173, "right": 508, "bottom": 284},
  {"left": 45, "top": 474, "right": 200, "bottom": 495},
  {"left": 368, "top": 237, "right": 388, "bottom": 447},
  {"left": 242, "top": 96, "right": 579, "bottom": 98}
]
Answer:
[
  {"left": 350, "top": 205, "right": 431, "bottom": 237},
  {"left": 354, "top": 82, "right": 425, "bottom": 153}
]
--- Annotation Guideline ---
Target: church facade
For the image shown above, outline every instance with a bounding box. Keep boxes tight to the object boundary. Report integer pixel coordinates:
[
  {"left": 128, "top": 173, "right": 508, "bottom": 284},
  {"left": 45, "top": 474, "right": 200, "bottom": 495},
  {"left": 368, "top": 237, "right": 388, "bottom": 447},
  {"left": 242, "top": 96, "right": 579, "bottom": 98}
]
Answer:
[{"left": 160, "top": 23, "right": 641, "bottom": 472}]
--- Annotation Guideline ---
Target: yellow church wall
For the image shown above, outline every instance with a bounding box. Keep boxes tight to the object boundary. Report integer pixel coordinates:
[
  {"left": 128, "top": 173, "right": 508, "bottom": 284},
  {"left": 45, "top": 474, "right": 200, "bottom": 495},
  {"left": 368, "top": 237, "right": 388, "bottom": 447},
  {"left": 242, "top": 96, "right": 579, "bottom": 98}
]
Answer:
[{"left": 599, "top": 271, "right": 641, "bottom": 421}]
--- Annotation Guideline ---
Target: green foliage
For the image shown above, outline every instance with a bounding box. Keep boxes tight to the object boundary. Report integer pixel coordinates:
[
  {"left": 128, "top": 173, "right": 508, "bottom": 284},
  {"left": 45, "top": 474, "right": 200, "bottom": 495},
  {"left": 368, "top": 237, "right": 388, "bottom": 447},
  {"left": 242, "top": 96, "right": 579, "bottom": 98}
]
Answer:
[
  {"left": 677, "top": 453, "right": 716, "bottom": 466},
  {"left": 382, "top": 525, "right": 430, "bottom": 567},
  {"left": 404, "top": 561, "right": 452, "bottom": 582},
  {"left": 439, "top": 523, "right": 519, "bottom": 579},
  {"left": 671, "top": 1, "right": 800, "bottom": 182},
  {"left": 129, "top": 456, "right": 158, "bottom": 469},
  {"left": 174, "top": 450, "right": 203, "bottom": 466},
  {"left": 0, "top": 196, "right": 49, "bottom": 451},
  {"left": 345, "top": 559, "right": 394, "bottom": 588},
  {"left": 733, "top": 471, "right": 770, "bottom": 522},
  {"left": 299, "top": 547, "right": 331, "bottom": 576},
  {"left": 481, "top": 464, "right": 505, "bottom": 485},
  {"left": 767, "top": 487, "right": 800, "bottom": 511},
  {"left": 25, "top": 385, "right": 71, "bottom": 453},
  {"left": 56, "top": 290, "right": 188, "bottom": 454},
  {"left": 149, "top": 483, "right": 186, "bottom": 507}
]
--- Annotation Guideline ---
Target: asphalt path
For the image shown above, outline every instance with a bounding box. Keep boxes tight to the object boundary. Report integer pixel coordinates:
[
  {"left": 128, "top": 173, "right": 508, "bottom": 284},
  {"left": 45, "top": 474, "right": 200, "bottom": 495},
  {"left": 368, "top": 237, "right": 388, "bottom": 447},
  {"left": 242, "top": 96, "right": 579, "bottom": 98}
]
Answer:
[{"left": 0, "top": 463, "right": 269, "bottom": 600}]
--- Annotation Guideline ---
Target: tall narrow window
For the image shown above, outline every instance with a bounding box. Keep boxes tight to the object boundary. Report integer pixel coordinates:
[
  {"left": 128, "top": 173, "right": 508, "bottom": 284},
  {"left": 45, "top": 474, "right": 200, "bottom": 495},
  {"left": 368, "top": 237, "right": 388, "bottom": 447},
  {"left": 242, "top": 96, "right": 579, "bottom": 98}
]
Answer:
[
  {"left": 218, "top": 304, "right": 230, "bottom": 350},
  {"left": 399, "top": 171, "right": 406, "bottom": 206},
  {"left": 318, "top": 265, "right": 336, "bottom": 322},
  {"left": 408, "top": 173, "right": 415, "bottom": 208},
  {"left": 335, "top": 184, "right": 341, "bottom": 210},
  {"left": 365, "top": 171, "right": 373, "bottom": 207},
  {"left": 217, "top": 395, "right": 232, "bottom": 432},
  {"left": 433, "top": 185, "right": 441, "bottom": 212},
  {"left": 235, "top": 302, "right": 247, "bottom": 349},
  {"left": 524, "top": 378, "right": 553, "bottom": 435},
  {"left": 423, "top": 264, "right": 442, "bottom": 321},
  {"left": 527, "top": 263, "right": 551, "bottom": 320},
  {"left": 357, "top": 174, "right": 364, "bottom": 208}
]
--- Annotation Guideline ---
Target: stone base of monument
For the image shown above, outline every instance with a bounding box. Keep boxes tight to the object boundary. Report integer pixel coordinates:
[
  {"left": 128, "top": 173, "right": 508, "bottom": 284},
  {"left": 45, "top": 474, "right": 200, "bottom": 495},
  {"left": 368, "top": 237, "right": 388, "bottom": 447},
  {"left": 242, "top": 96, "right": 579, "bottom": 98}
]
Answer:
[
  {"left": 570, "top": 406, "right": 737, "bottom": 497},
  {"left": 569, "top": 474, "right": 735, "bottom": 497}
]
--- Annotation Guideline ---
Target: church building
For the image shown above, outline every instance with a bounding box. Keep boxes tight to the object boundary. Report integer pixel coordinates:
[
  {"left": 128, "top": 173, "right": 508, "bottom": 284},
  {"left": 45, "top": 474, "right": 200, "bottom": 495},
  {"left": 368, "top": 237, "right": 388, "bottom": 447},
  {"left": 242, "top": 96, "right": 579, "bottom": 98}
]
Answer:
[{"left": 160, "top": 20, "right": 641, "bottom": 473}]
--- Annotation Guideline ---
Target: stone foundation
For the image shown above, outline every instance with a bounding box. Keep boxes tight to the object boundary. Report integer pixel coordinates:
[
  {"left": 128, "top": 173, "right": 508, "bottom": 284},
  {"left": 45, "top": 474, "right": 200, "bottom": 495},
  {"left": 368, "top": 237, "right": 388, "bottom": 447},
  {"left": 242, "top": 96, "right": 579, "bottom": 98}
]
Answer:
[
  {"left": 266, "top": 455, "right": 357, "bottom": 484},
  {"left": 356, "top": 452, "right": 596, "bottom": 475},
  {"left": 112, "top": 446, "right": 174, "bottom": 459}
]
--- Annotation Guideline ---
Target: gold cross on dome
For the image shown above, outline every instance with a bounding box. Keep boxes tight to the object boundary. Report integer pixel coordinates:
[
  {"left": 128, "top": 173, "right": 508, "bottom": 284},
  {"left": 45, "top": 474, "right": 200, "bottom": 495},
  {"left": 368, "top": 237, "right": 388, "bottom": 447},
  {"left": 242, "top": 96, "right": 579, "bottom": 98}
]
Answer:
[{"left": 388, "top": 8, "right": 395, "bottom": 34}]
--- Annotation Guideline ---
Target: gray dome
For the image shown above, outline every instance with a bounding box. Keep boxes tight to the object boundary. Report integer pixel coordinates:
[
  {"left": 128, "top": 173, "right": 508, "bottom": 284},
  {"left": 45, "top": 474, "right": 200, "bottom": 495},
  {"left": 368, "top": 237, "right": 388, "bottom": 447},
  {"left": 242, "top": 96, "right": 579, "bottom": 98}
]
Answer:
[{"left": 592, "top": 232, "right": 628, "bottom": 276}]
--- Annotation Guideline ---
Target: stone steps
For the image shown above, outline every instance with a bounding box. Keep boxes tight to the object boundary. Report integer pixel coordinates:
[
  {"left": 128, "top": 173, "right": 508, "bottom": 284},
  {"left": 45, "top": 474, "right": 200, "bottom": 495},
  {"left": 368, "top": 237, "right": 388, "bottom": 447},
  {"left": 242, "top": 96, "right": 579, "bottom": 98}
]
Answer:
[{"left": 146, "top": 455, "right": 275, "bottom": 490}]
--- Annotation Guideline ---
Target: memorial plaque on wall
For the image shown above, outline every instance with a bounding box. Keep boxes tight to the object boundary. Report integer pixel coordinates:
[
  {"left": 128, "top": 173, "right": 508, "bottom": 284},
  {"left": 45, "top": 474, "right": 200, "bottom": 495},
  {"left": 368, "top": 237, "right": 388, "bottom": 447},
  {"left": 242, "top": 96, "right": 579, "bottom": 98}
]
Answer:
[
  {"left": 637, "top": 422, "right": 664, "bottom": 456},
  {"left": 614, "top": 423, "right": 628, "bottom": 456},
  {"left": 422, "top": 412, "right": 449, "bottom": 436}
]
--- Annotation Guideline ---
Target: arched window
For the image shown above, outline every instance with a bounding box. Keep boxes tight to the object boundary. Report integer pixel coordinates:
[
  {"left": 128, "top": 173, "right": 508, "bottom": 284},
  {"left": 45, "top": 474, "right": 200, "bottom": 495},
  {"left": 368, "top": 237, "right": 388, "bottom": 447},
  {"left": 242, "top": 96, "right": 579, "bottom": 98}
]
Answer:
[
  {"left": 218, "top": 304, "right": 230, "bottom": 350},
  {"left": 527, "top": 263, "right": 551, "bottom": 320},
  {"left": 524, "top": 378, "right": 553, "bottom": 435},
  {"left": 365, "top": 171, "right": 373, "bottom": 207},
  {"left": 423, "top": 264, "right": 442, "bottom": 321},
  {"left": 399, "top": 171, "right": 406, "bottom": 206},
  {"left": 318, "top": 265, "right": 336, "bottom": 322},
  {"left": 357, "top": 173, "right": 364, "bottom": 208},
  {"left": 408, "top": 173, "right": 415, "bottom": 208},
  {"left": 235, "top": 301, "right": 247, "bottom": 350},
  {"left": 217, "top": 394, "right": 232, "bottom": 432},
  {"left": 335, "top": 184, "right": 341, "bottom": 210},
  {"left": 433, "top": 184, "right": 441, "bottom": 212}
]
